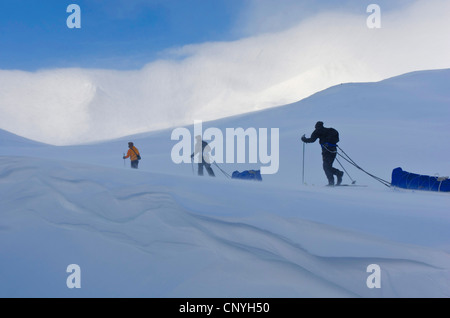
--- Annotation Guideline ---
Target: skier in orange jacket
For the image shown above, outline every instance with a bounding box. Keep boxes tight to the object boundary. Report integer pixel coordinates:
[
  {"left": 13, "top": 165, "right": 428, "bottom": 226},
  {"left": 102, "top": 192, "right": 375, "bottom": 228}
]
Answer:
[{"left": 123, "top": 142, "right": 141, "bottom": 169}]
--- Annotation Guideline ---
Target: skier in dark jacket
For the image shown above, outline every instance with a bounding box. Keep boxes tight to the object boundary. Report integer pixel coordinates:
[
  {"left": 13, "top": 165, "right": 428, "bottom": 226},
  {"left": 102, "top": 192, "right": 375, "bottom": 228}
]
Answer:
[
  {"left": 301, "top": 121, "right": 344, "bottom": 186},
  {"left": 191, "top": 135, "right": 215, "bottom": 177}
]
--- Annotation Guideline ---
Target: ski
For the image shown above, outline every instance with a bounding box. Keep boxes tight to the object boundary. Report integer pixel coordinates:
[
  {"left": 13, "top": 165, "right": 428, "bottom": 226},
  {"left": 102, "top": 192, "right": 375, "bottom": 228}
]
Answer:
[{"left": 334, "top": 184, "right": 367, "bottom": 187}]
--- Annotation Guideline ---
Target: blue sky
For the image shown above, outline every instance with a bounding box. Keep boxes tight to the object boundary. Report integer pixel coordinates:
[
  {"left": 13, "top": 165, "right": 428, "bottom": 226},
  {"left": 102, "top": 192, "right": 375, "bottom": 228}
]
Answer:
[
  {"left": 0, "top": 0, "right": 243, "bottom": 70},
  {"left": 0, "top": 0, "right": 416, "bottom": 71}
]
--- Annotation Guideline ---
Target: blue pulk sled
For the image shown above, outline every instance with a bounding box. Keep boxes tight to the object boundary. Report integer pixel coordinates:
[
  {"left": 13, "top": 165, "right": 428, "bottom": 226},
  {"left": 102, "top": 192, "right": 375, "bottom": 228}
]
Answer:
[
  {"left": 231, "top": 170, "right": 263, "bottom": 181},
  {"left": 391, "top": 167, "right": 450, "bottom": 192}
]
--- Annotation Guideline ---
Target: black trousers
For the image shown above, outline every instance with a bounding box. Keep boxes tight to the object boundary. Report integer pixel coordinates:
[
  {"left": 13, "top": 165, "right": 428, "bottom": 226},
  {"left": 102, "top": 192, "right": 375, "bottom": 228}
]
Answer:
[
  {"left": 131, "top": 160, "right": 139, "bottom": 169},
  {"left": 322, "top": 150, "right": 340, "bottom": 184},
  {"left": 198, "top": 163, "right": 215, "bottom": 176}
]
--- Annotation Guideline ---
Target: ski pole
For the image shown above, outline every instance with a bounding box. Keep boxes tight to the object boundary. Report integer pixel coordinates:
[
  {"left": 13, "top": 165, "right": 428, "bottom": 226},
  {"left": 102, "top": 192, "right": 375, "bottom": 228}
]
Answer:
[
  {"left": 191, "top": 158, "right": 195, "bottom": 175},
  {"left": 335, "top": 157, "right": 356, "bottom": 184},
  {"left": 302, "top": 142, "right": 305, "bottom": 185},
  {"left": 123, "top": 153, "right": 126, "bottom": 167}
]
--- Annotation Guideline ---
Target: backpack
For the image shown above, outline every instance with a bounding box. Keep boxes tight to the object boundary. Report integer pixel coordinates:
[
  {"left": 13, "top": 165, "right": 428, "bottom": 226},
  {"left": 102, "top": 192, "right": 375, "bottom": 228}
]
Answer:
[{"left": 326, "top": 128, "right": 339, "bottom": 144}]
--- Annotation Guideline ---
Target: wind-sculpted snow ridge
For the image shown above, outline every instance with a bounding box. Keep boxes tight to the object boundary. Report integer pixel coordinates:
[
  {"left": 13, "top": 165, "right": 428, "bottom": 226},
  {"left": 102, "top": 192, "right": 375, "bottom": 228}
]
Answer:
[{"left": 1, "top": 156, "right": 449, "bottom": 297}]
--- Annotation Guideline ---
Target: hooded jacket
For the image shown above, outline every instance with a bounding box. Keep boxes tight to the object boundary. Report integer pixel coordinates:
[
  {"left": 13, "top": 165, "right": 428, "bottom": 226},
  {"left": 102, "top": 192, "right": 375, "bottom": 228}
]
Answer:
[{"left": 302, "top": 122, "right": 339, "bottom": 153}]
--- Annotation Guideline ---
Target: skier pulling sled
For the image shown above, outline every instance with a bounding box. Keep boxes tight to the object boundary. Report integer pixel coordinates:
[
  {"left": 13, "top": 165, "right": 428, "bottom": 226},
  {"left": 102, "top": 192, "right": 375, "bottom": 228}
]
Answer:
[
  {"left": 191, "top": 135, "right": 215, "bottom": 177},
  {"left": 301, "top": 121, "right": 344, "bottom": 186},
  {"left": 190, "top": 136, "right": 263, "bottom": 181},
  {"left": 301, "top": 121, "right": 390, "bottom": 188}
]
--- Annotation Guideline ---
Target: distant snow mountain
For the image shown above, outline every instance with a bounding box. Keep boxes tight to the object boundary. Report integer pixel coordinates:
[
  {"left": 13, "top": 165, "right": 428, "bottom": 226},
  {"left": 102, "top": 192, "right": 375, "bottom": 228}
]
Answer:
[{"left": 2, "top": 0, "right": 450, "bottom": 147}]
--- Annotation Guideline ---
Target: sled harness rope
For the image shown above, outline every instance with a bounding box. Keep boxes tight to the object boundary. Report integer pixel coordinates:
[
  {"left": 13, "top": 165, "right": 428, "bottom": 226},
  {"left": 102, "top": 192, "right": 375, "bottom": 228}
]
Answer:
[
  {"left": 322, "top": 143, "right": 392, "bottom": 188},
  {"left": 213, "top": 162, "right": 232, "bottom": 179}
]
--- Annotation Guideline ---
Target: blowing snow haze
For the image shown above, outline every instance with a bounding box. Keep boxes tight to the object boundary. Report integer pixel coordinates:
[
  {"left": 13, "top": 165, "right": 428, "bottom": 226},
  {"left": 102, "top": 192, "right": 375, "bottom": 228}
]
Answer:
[{"left": 0, "top": 0, "right": 449, "bottom": 145}]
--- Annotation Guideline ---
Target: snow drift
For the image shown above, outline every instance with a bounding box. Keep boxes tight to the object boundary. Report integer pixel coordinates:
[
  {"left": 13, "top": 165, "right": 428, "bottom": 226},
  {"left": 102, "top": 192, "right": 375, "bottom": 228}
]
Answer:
[{"left": 1, "top": 69, "right": 450, "bottom": 298}]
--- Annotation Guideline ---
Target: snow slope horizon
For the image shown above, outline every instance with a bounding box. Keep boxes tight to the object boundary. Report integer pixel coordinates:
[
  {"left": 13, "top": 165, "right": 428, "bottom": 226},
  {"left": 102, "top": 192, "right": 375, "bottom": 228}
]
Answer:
[
  {"left": 1, "top": 0, "right": 450, "bottom": 145},
  {"left": 2, "top": 68, "right": 449, "bottom": 186},
  {"left": 1, "top": 68, "right": 450, "bottom": 298}
]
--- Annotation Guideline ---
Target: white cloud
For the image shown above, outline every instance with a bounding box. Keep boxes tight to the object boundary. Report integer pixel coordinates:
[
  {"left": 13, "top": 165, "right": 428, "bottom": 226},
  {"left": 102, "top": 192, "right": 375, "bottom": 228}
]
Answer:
[
  {"left": 233, "top": 0, "right": 416, "bottom": 36},
  {"left": 0, "top": 0, "right": 449, "bottom": 145}
]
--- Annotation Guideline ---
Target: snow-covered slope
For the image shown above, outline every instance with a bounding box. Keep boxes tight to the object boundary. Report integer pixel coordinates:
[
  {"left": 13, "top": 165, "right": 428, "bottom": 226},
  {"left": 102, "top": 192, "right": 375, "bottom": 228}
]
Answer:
[{"left": 1, "top": 69, "right": 450, "bottom": 297}]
